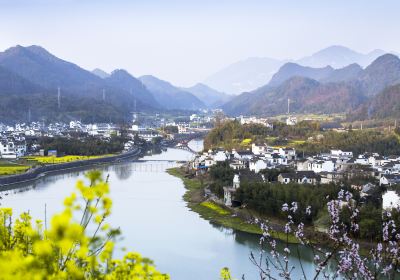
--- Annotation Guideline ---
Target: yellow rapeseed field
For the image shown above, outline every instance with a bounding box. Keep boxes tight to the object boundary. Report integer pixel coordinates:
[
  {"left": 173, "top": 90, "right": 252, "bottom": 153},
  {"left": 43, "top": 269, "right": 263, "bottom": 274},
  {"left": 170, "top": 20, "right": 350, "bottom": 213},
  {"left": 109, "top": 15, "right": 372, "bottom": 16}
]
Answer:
[
  {"left": 200, "top": 201, "right": 230, "bottom": 215},
  {"left": 0, "top": 166, "right": 30, "bottom": 175},
  {"left": 24, "top": 155, "right": 112, "bottom": 164}
]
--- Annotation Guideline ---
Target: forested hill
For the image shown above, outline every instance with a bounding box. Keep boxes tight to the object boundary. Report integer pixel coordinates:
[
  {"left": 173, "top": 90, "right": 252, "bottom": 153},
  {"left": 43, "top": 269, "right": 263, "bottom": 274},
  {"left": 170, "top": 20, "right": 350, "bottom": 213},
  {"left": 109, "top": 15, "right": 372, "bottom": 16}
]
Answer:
[
  {"left": 139, "top": 75, "right": 206, "bottom": 110},
  {"left": 0, "top": 45, "right": 208, "bottom": 123},
  {"left": 0, "top": 45, "right": 160, "bottom": 123},
  {"left": 204, "top": 120, "right": 400, "bottom": 156},
  {"left": 221, "top": 54, "right": 400, "bottom": 119}
]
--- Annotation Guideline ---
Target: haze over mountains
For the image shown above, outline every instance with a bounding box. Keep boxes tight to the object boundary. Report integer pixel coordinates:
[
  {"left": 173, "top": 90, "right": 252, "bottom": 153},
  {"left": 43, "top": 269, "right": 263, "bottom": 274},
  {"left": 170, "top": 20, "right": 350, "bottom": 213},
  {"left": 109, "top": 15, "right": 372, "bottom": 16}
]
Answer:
[
  {"left": 138, "top": 75, "right": 206, "bottom": 110},
  {"left": 222, "top": 53, "right": 400, "bottom": 119},
  {"left": 1, "top": 44, "right": 400, "bottom": 123},
  {"left": 0, "top": 45, "right": 215, "bottom": 123},
  {"left": 183, "top": 83, "right": 232, "bottom": 108},
  {"left": 205, "top": 46, "right": 394, "bottom": 95}
]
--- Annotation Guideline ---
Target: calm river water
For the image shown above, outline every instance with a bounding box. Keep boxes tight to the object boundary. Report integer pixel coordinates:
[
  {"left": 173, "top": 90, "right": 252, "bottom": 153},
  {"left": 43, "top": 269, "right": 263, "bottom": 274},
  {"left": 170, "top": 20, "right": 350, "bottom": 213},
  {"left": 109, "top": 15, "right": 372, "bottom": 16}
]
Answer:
[{"left": 0, "top": 140, "right": 334, "bottom": 279}]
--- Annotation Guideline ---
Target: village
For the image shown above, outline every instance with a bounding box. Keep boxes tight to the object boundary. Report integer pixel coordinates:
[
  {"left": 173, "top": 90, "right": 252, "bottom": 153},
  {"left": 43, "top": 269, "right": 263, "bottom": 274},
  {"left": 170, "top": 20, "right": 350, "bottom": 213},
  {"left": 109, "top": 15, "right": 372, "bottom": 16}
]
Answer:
[
  {"left": 0, "top": 111, "right": 215, "bottom": 160},
  {"left": 191, "top": 142, "right": 400, "bottom": 208}
]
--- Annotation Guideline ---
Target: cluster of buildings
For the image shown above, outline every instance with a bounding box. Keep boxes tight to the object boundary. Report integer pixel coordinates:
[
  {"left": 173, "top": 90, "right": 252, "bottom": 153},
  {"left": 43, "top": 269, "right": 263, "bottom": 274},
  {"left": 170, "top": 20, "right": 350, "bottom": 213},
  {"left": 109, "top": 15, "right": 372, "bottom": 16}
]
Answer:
[
  {"left": 0, "top": 126, "right": 28, "bottom": 159},
  {"left": 191, "top": 143, "right": 400, "bottom": 207},
  {"left": 239, "top": 116, "right": 274, "bottom": 128},
  {"left": 0, "top": 121, "right": 123, "bottom": 139},
  {"left": 0, "top": 121, "right": 125, "bottom": 159},
  {"left": 192, "top": 143, "right": 296, "bottom": 174}
]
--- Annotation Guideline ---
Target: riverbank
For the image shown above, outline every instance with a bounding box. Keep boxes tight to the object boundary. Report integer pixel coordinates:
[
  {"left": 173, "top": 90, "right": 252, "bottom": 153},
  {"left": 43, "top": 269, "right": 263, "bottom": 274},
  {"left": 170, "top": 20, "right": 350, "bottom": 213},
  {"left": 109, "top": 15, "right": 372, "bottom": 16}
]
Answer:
[
  {"left": 0, "top": 148, "right": 142, "bottom": 187},
  {"left": 167, "top": 167, "right": 301, "bottom": 243},
  {"left": 167, "top": 167, "right": 379, "bottom": 252}
]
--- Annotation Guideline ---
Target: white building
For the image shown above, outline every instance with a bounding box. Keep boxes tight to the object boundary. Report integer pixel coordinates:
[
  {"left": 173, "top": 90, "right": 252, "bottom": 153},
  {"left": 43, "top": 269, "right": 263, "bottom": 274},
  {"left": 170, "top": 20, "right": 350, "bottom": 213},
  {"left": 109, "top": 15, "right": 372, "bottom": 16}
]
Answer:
[
  {"left": 279, "top": 148, "right": 296, "bottom": 160},
  {"left": 0, "top": 139, "right": 17, "bottom": 159},
  {"left": 331, "top": 150, "right": 353, "bottom": 159},
  {"left": 286, "top": 116, "right": 297, "bottom": 126},
  {"left": 214, "top": 151, "right": 228, "bottom": 162},
  {"left": 223, "top": 174, "right": 240, "bottom": 206},
  {"left": 251, "top": 143, "right": 270, "bottom": 155},
  {"left": 249, "top": 158, "right": 267, "bottom": 173},
  {"left": 308, "top": 160, "right": 335, "bottom": 173},
  {"left": 355, "top": 155, "right": 369, "bottom": 165}
]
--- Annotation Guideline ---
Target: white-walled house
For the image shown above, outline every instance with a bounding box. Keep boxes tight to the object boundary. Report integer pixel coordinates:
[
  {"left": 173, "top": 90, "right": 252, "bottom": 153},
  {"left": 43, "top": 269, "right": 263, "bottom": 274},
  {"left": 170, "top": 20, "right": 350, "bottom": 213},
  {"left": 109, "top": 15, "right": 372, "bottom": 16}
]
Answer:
[
  {"left": 382, "top": 190, "right": 400, "bottom": 209},
  {"left": 223, "top": 174, "right": 240, "bottom": 206},
  {"left": 204, "top": 157, "right": 216, "bottom": 167},
  {"left": 308, "top": 160, "right": 335, "bottom": 173},
  {"left": 278, "top": 171, "right": 320, "bottom": 185},
  {"left": 355, "top": 155, "right": 369, "bottom": 165},
  {"left": 380, "top": 174, "right": 400, "bottom": 186},
  {"left": 279, "top": 148, "right": 296, "bottom": 160},
  {"left": 265, "top": 153, "right": 288, "bottom": 166},
  {"left": 249, "top": 158, "right": 267, "bottom": 173},
  {"left": 232, "top": 150, "right": 254, "bottom": 160},
  {"left": 331, "top": 150, "right": 353, "bottom": 159},
  {"left": 296, "top": 159, "right": 309, "bottom": 171},
  {"left": 251, "top": 143, "right": 270, "bottom": 155},
  {"left": 0, "top": 139, "right": 18, "bottom": 159},
  {"left": 214, "top": 151, "right": 228, "bottom": 162}
]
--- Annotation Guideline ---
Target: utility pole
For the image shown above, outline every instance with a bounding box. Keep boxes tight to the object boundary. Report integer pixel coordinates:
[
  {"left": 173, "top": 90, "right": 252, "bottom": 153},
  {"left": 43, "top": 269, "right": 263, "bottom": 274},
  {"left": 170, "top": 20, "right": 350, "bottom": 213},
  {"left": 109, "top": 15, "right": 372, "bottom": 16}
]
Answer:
[
  {"left": 134, "top": 98, "right": 137, "bottom": 112},
  {"left": 57, "top": 87, "right": 61, "bottom": 109},
  {"left": 287, "top": 98, "right": 290, "bottom": 115}
]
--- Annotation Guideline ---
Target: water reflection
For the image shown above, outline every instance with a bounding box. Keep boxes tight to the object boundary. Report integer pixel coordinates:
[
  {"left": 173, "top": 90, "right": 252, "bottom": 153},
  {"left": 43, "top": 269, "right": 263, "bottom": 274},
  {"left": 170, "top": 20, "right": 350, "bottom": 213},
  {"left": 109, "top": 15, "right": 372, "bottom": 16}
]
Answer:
[
  {"left": 113, "top": 164, "right": 133, "bottom": 181},
  {"left": 0, "top": 140, "right": 337, "bottom": 279}
]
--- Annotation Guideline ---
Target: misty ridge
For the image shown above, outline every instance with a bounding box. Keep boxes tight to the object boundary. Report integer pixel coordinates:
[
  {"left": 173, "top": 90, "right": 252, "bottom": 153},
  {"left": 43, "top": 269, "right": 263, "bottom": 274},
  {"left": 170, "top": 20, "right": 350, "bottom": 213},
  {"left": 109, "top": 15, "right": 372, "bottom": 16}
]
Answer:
[{"left": 0, "top": 44, "right": 400, "bottom": 123}]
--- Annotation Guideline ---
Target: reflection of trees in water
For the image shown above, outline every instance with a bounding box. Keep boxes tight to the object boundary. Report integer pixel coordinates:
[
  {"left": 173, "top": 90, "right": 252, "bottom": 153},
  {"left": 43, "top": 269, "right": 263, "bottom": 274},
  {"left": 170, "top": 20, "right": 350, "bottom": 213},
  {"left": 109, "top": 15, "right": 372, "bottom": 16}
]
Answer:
[
  {"left": 0, "top": 167, "right": 102, "bottom": 195},
  {"left": 148, "top": 147, "right": 162, "bottom": 155},
  {"left": 112, "top": 164, "right": 133, "bottom": 181},
  {"left": 210, "top": 221, "right": 340, "bottom": 276}
]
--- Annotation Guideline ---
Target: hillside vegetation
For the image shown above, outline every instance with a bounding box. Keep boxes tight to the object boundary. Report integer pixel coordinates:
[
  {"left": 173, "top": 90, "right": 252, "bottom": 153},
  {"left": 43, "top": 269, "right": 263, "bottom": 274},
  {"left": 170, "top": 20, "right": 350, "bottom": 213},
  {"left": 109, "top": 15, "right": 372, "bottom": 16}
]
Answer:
[{"left": 205, "top": 120, "right": 400, "bottom": 156}]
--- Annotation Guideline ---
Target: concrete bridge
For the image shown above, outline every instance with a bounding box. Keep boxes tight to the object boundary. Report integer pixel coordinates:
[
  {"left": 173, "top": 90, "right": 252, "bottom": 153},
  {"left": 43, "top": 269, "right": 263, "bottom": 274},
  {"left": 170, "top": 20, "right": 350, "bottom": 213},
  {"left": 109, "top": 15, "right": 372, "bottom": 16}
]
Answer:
[
  {"left": 174, "top": 142, "right": 198, "bottom": 154},
  {"left": 170, "top": 131, "right": 206, "bottom": 154}
]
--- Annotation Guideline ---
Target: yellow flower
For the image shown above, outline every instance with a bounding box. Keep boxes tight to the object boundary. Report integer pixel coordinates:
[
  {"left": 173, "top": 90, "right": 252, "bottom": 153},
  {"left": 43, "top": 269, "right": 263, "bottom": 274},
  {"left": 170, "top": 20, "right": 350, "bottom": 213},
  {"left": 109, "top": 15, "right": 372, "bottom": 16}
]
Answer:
[
  {"left": 1, "top": 208, "right": 13, "bottom": 216},
  {"left": 63, "top": 193, "right": 76, "bottom": 207},
  {"left": 33, "top": 240, "right": 53, "bottom": 257}
]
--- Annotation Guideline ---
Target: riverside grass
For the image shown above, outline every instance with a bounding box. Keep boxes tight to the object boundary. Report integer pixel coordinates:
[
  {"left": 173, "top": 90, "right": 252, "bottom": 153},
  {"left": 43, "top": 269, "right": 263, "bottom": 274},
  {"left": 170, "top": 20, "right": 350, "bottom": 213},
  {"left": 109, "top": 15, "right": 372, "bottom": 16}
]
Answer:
[{"left": 167, "top": 167, "right": 300, "bottom": 242}]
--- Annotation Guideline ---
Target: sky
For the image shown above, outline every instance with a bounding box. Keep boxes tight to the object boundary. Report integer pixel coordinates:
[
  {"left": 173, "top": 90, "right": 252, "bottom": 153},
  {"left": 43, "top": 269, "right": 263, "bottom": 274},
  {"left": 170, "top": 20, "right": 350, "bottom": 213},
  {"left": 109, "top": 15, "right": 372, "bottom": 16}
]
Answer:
[{"left": 0, "top": 0, "right": 399, "bottom": 87}]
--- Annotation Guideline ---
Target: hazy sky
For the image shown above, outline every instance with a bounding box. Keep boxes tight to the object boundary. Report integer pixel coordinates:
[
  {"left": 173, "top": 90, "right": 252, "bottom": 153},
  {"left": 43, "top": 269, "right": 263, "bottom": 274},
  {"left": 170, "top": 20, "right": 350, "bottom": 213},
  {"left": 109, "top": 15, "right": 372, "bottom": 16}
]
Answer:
[{"left": 1, "top": 0, "right": 399, "bottom": 86}]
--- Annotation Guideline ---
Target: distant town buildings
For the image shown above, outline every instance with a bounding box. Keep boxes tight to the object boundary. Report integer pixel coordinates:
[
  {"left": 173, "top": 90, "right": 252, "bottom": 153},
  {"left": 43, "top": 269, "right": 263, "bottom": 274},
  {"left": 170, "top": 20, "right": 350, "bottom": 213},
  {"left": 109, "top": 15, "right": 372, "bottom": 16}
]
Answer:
[{"left": 190, "top": 141, "right": 400, "bottom": 207}]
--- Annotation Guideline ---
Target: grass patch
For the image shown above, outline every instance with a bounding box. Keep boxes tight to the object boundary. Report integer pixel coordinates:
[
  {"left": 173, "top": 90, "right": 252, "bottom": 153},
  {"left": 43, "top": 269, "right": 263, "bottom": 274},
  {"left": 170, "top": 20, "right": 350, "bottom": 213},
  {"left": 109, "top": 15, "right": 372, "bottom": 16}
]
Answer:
[
  {"left": 167, "top": 167, "right": 300, "bottom": 241},
  {"left": 192, "top": 202, "right": 262, "bottom": 234}
]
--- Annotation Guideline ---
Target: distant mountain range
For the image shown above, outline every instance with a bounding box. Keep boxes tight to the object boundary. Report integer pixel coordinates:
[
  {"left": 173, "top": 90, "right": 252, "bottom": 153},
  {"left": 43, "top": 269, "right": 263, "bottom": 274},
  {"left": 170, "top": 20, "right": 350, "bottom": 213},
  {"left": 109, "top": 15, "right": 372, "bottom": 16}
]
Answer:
[
  {"left": 139, "top": 75, "right": 206, "bottom": 110},
  {"left": 205, "top": 45, "right": 395, "bottom": 94},
  {"left": 222, "top": 53, "right": 400, "bottom": 119},
  {"left": 183, "top": 83, "right": 232, "bottom": 108},
  {"left": 204, "top": 57, "right": 286, "bottom": 95},
  {"left": 1, "top": 44, "right": 400, "bottom": 123},
  {"left": 92, "top": 68, "right": 110, "bottom": 79},
  {"left": 296, "top": 45, "right": 387, "bottom": 69},
  {"left": 0, "top": 45, "right": 223, "bottom": 123}
]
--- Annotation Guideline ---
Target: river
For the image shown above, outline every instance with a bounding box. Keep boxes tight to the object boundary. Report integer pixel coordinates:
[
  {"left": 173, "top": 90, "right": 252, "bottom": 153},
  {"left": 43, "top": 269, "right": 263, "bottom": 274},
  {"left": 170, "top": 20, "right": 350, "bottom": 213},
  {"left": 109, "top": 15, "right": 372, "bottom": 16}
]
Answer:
[{"left": 0, "top": 140, "right": 333, "bottom": 279}]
